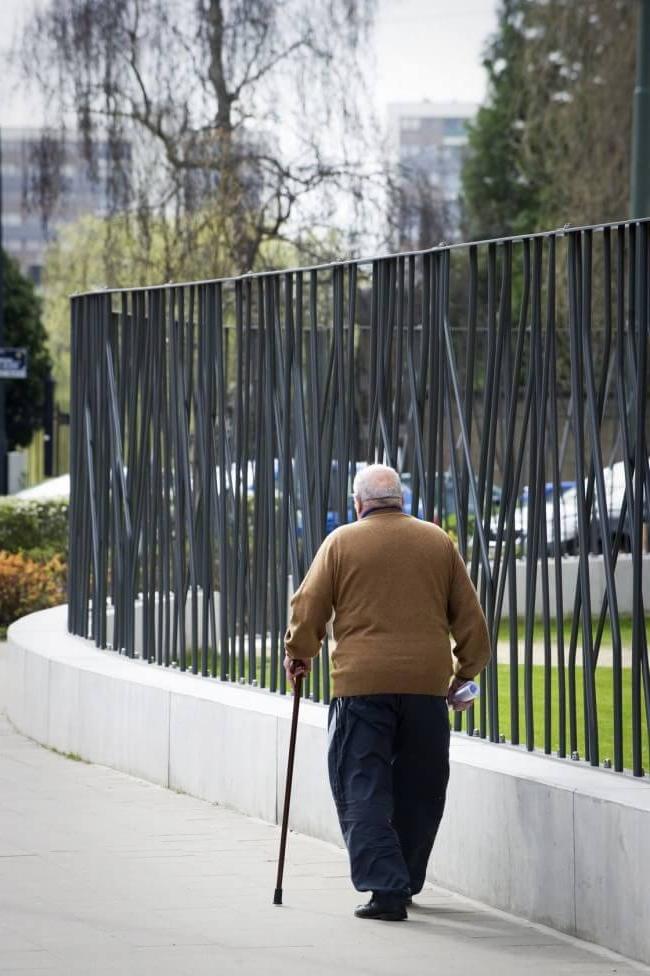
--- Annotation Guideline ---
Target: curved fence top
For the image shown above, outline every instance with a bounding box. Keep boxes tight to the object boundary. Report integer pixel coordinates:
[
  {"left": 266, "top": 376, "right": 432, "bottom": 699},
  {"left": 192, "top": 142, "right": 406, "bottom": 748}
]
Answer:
[{"left": 71, "top": 217, "right": 643, "bottom": 298}]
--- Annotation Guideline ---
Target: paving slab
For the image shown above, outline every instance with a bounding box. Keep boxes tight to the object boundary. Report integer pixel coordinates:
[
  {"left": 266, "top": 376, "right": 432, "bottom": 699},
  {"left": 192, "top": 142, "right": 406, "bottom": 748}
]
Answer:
[{"left": 0, "top": 713, "right": 647, "bottom": 976}]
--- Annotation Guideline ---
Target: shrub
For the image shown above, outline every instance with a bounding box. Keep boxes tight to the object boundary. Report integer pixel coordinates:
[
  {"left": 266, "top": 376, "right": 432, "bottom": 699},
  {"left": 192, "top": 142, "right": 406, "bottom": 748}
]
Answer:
[
  {"left": 0, "top": 497, "right": 69, "bottom": 560},
  {"left": 0, "top": 551, "right": 67, "bottom": 629}
]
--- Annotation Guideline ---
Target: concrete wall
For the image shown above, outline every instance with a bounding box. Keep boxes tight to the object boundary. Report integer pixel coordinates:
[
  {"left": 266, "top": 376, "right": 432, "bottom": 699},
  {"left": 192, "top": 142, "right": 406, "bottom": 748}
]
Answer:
[
  {"left": 492, "top": 553, "right": 650, "bottom": 619},
  {"left": 2, "top": 606, "right": 650, "bottom": 965}
]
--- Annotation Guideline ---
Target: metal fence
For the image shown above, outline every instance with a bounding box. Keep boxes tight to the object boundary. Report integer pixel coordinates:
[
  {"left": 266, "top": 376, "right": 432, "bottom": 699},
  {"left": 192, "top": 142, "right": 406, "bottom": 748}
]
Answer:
[{"left": 68, "top": 218, "right": 650, "bottom": 776}]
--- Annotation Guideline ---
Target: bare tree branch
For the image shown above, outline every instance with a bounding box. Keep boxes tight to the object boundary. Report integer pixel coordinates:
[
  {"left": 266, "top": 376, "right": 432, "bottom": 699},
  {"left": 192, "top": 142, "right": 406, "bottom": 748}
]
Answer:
[{"left": 17, "top": 0, "right": 382, "bottom": 277}]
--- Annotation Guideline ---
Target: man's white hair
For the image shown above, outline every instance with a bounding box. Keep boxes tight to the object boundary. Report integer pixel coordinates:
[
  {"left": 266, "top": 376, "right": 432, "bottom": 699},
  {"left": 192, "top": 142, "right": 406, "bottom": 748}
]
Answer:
[{"left": 353, "top": 463, "right": 403, "bottom": 506}]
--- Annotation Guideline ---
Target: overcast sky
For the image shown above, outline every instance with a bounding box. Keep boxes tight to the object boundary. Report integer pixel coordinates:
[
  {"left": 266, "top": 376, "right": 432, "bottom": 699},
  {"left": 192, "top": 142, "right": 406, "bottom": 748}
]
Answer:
[
  {"left": 0, "top": 0, "right": 499, "bottom": 128},
  {"left": 373, "top": 0, "right": 498, "bottom": 108}
]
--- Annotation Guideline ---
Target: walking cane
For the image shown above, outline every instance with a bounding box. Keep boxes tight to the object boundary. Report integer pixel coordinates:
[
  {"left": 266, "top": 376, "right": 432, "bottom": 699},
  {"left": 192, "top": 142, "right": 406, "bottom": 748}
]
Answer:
[{"left": 273, "top": 672, "right": 303, "bottom": 905}]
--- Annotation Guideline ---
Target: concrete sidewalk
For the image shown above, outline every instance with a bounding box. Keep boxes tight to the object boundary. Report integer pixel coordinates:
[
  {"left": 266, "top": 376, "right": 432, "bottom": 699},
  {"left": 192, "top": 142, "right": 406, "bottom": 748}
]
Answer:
[{"left": 0, "top": 716, "right": 647, "bottom": 976}]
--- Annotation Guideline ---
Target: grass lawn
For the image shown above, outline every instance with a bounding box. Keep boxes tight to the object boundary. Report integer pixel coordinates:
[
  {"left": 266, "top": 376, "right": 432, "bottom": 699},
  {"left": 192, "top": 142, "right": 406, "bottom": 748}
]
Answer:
[
  {"left": 496, "top": 614, "right": 648, "bottom": 649},
  {"left": 460, "top": 662, "right": 650, "bottom": 775}
]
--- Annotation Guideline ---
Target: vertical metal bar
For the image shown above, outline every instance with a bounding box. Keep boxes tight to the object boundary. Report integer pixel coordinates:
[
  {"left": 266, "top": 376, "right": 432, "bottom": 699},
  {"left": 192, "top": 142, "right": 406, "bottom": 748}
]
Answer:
[
  {"left": 547, "top": 235, "right": 567, "bottom": 758},
  {"left": 581, "top": 227, "right": 624, "bottom": 769},
  {"left": 567, "top": 232, "right": 599, "bottom": 766},
  {"left": 632, "top": 221, "right": 648, "bottom": 776},
  {"left": 214, "top": 282, "right": 229, "bottom": 680},
  {"left": 250, "top": 281, "right": 266, "bottom": 685},
  {"left": 241, "top": 279, "right": 253, "bottom": 684},
  {"left": 459, "top": 247, "right": 478, "bottom": 548},
  {"left": 523, "top": 237, "right": 544, "bottom": 753}
]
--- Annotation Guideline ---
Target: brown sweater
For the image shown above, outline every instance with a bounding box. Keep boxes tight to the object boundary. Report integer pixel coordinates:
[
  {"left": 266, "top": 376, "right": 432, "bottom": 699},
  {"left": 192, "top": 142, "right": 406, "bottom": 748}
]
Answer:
[{"left": 284, "top": 509, "right": 490, "bottom": 697}]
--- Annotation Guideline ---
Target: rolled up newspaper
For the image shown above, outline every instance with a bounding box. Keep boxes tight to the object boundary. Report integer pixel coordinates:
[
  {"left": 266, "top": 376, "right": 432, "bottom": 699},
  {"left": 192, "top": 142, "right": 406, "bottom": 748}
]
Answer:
[{"left": 448, "top": 680, "right": 480, "bottom": 704}]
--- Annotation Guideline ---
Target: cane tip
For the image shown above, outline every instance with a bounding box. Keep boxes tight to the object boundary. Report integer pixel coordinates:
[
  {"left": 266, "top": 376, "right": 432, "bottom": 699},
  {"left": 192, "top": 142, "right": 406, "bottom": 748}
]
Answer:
[{"left": 273, "top": 888, "right": 283, "bottom": 905}]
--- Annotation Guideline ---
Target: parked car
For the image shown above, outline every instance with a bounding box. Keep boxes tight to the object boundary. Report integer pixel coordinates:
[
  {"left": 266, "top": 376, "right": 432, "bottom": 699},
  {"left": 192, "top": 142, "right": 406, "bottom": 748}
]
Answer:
[
  {"left": 519, "top": 481, "right": 575, "bottom": 505},
  {"left": 401, "top": 471, "right": 501, "bottom": 523},
  {"left": 590, "top": 459, "right": 650, "bottom": 552},
  {"left": 495, "top": 460, "right": 649, "bottom": 555}
]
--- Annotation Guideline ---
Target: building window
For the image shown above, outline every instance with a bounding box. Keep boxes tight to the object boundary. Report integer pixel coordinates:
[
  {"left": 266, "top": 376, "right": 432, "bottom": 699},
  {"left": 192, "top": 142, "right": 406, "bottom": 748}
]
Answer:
[
  {"left": 443, "top": 117, "right": 467, "bottom": 137},
  {"left": 28, "top": 265, "right": 42, "bottom": 286}
]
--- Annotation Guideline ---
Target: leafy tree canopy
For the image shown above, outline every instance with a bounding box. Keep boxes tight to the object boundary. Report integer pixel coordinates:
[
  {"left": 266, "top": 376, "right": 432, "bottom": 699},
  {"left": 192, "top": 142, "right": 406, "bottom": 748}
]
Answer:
[
  {"left": 42, "top": 208, "right": 351, "bottom": 408},
  {"left": 462, "top": 0, "right": 636, "bottom": 240},
  {"left": 462, "top": 0, "right": 540, "bottom": 240}
]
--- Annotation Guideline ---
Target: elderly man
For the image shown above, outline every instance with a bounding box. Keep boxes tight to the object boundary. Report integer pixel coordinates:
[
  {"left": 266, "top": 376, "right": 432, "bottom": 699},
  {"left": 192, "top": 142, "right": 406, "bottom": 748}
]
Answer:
[{"left": 284, "top": 463, "right": 490, "bottom": 922}]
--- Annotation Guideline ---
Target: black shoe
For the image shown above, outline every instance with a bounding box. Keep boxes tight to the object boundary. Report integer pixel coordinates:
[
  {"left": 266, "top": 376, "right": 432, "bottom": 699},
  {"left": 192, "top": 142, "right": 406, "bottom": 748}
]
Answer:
[{"left": 354, "top": 897, "right": 408, "bottom": 921}]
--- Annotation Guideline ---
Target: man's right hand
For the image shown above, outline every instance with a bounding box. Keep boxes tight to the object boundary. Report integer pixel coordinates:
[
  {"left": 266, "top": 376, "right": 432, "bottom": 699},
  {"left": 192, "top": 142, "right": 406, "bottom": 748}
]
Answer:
[{"left": 283, "top": 653, "right": 311, "bottom": 688}]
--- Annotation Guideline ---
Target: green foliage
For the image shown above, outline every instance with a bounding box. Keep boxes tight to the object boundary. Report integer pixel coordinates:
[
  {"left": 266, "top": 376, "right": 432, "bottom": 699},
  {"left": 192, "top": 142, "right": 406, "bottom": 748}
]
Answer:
[
  {"left": 42, "top": 211, "right": 239, "bottom": 409},
  {"left": 461, "top": 0, "right": 541, "bottom": 240},
  {"left": 0, "top": 497, "right": 69, "bottom": 561},
  {"left": 1, "top": 250, "right": 53, "bottom": 449},
  {"left": 0, "top": 497, "right": 68, "bottom": 630},
  {"left": 462, "top": 0, "right": 635, "bottom": 239},
  {"left": 42, "top": 213, "right": 351, "bottom": 411},
  {"left": 0, "top": 550, "right": 66, "bottom": 629},
  {"left": 521, "top": 0, "right": 635, "bottom": 227}
]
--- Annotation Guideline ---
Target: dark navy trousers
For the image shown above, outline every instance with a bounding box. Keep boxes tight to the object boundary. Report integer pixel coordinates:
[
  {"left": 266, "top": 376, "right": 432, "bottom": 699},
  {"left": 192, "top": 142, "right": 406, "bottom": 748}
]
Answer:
[{"left": 327, "top": 694, "right": 450, "bottom": 901}]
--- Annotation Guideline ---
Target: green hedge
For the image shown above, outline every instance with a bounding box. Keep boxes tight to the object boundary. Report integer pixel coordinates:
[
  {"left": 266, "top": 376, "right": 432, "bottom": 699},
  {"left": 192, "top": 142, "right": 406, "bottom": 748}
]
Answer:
[{"left": 0, "top": 497, "right": 69, "bottom": 561}]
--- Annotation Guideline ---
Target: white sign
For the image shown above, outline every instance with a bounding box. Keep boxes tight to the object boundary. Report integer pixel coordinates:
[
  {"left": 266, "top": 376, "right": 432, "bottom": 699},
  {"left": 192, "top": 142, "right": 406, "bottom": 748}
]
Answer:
[{"left": 0, "top": 347, "right": 28, "bottom": 379}]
